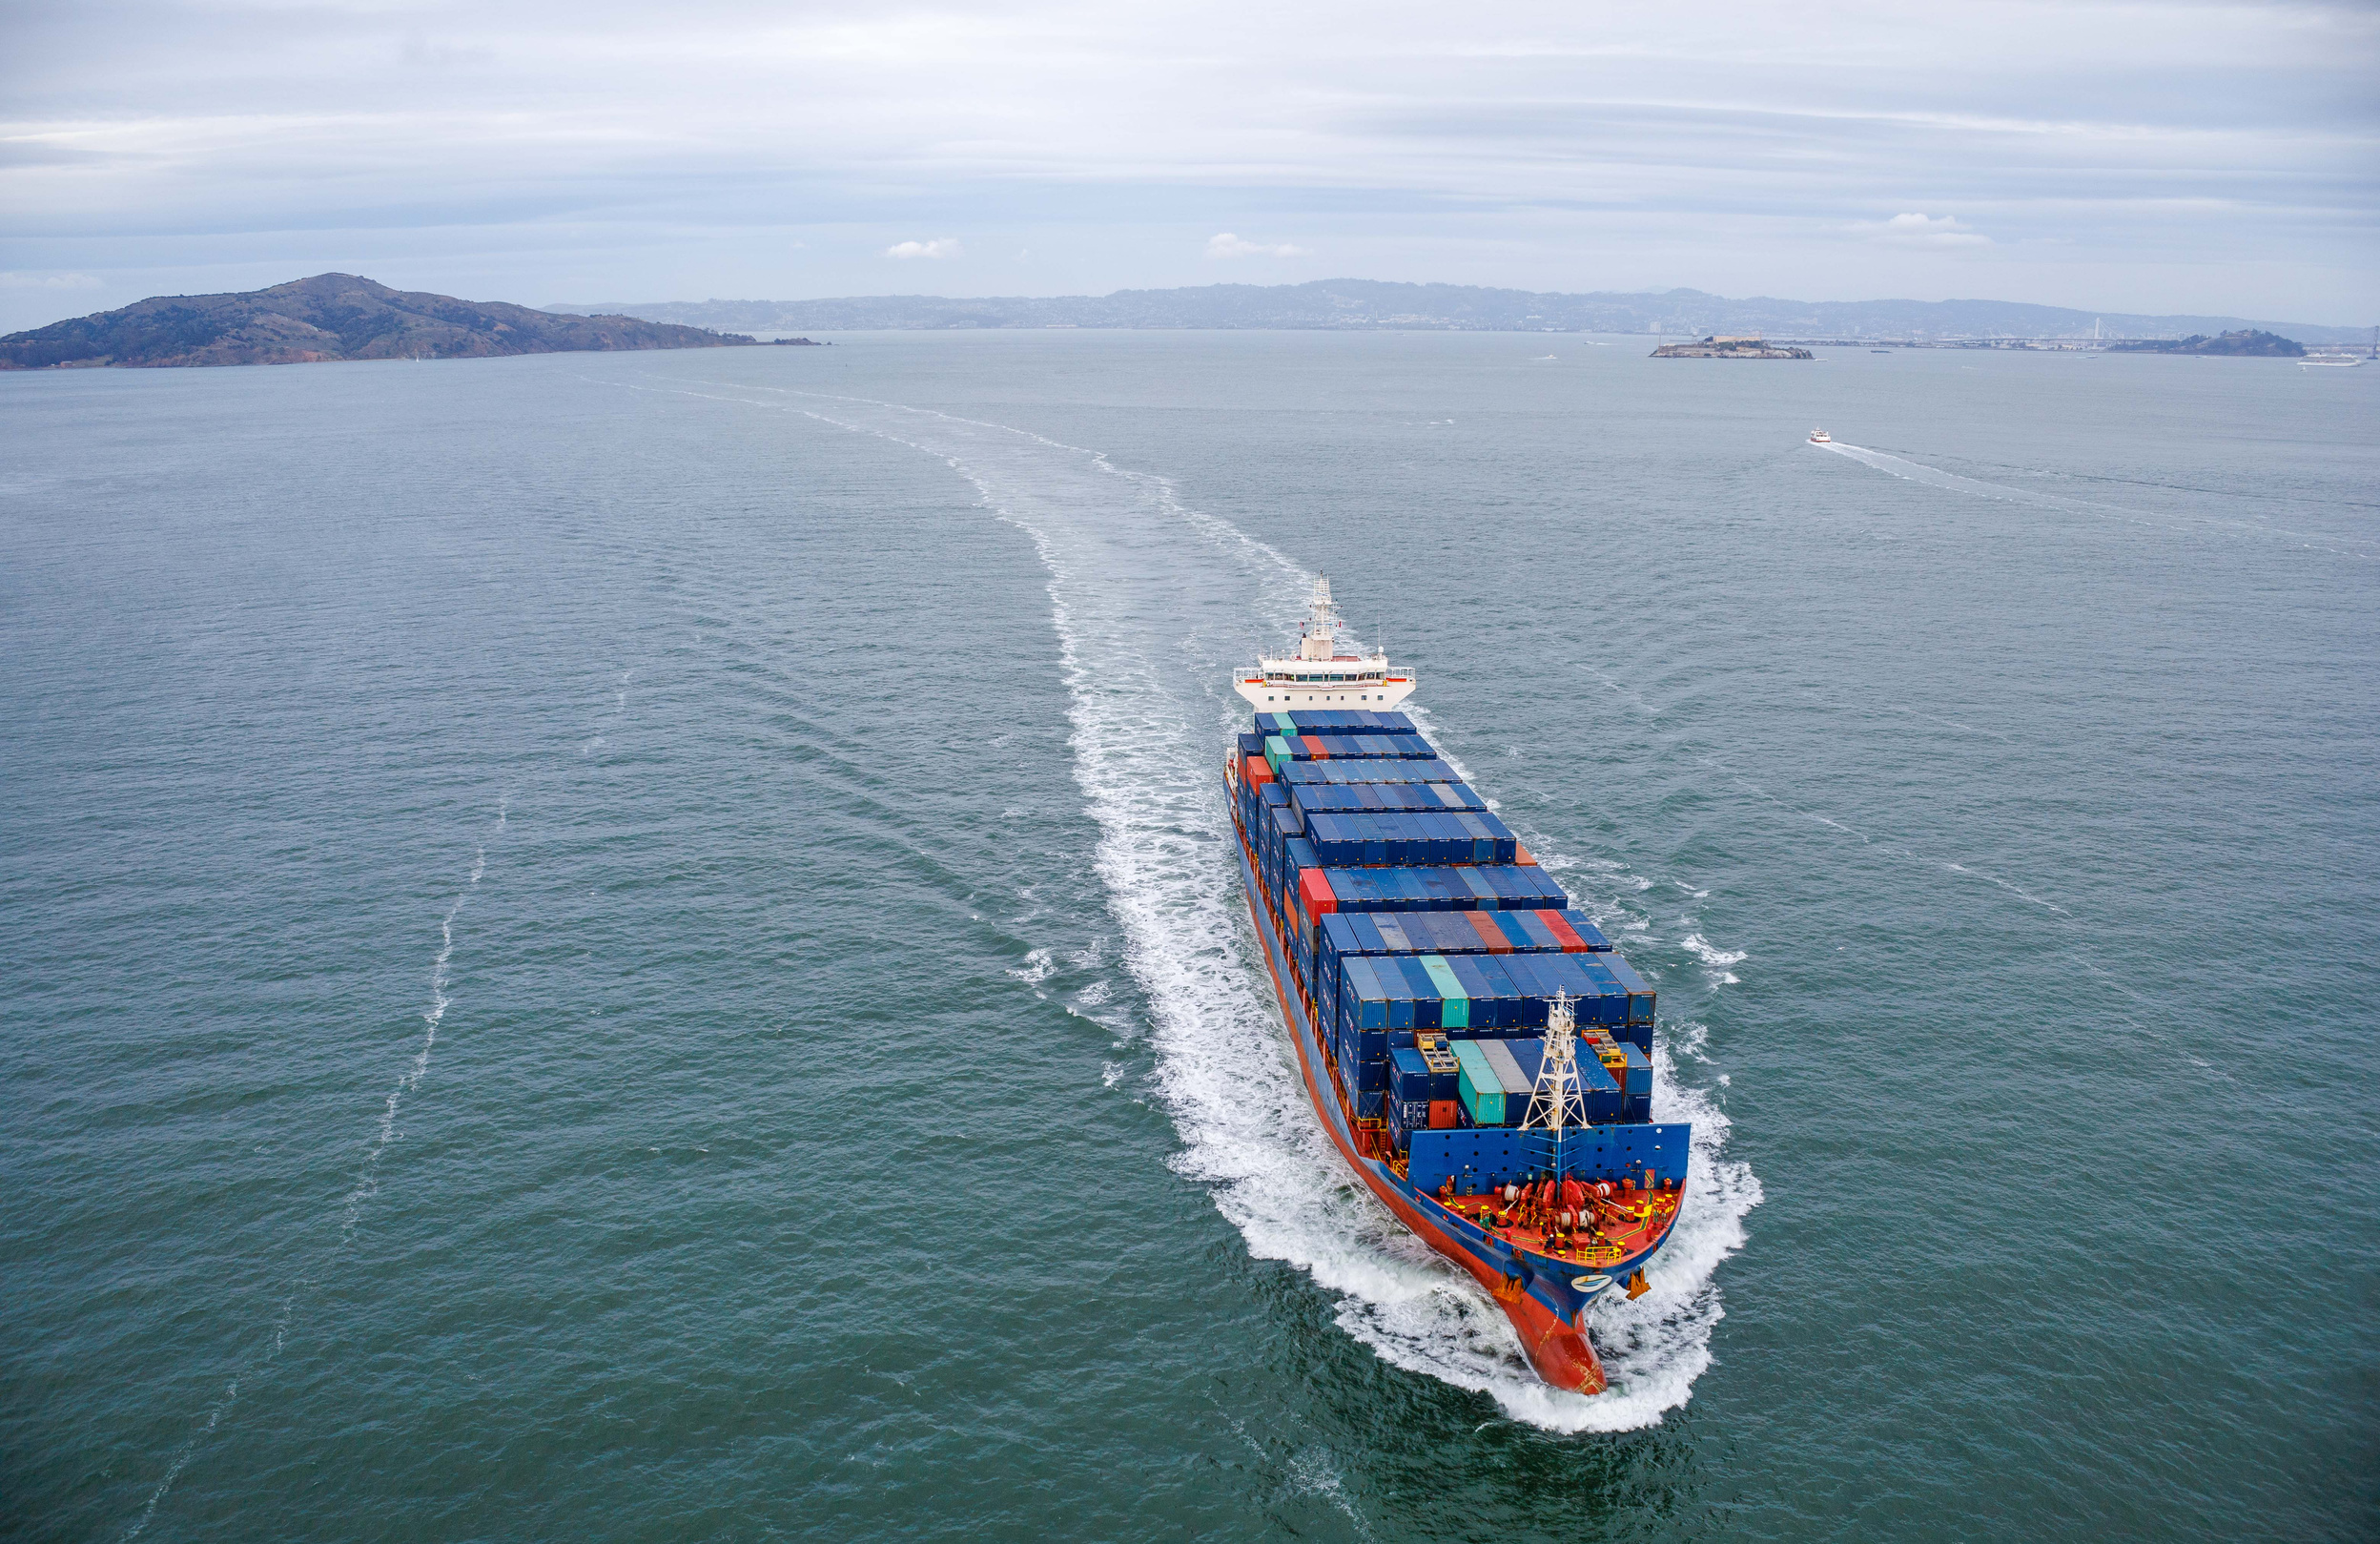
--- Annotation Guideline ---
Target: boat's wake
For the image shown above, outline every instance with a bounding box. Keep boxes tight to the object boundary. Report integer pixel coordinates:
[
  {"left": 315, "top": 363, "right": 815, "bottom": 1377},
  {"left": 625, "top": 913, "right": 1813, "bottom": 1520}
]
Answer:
[
  {"left": 1814, "top": 440, "right": 2376, "bottom": 557},
  {"left": 629, "top": 373, "right": 1758, "bottom": 1430},
  {"left": 1814, "top": 439, "right": 2040, "bottom": 500}
]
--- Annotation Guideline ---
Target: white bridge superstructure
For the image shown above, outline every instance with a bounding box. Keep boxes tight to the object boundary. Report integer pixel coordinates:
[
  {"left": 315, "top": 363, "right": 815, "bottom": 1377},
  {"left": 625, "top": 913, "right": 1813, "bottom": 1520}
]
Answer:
[{"left": 1233, "top": 578, "right": 1416, "bottom": 713}]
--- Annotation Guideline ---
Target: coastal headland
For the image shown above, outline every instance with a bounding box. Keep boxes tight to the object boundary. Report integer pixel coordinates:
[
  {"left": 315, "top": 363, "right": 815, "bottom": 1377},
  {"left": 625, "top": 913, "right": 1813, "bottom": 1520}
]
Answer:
[{"left": 0, "top": 274, "right": 754, "bottom": 369}]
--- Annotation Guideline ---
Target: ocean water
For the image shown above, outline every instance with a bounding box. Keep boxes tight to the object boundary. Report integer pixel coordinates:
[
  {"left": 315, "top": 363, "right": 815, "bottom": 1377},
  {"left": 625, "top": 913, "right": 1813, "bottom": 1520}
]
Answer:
[{"left": 2, "top": 333, "right": 2373, "bottom": 1541}]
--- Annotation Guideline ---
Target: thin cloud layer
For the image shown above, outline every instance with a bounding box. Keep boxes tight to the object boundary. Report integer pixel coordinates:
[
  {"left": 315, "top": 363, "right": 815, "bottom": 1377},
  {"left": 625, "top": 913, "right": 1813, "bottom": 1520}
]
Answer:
[
  {"left": 1207, "top": 234, "right": 1309, "bottom": 259},
  {"left": 0, "top": 0, "right": 2371, "bottom": 327},
  {"left": 1862, "top": 215, "right": 1992, "bottom": 249}
]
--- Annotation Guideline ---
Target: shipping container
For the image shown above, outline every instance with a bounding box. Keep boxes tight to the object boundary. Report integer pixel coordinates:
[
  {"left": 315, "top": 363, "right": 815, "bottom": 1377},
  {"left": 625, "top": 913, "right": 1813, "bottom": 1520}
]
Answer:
[
  {"left": 1405, "top": 1122, "right": 1692, "bottom": 1196},
  {"left": 1480, "top": 1038, "right": 1535, "bottom": 1125},
  {"left": 1314, "top": 865, "right": 1571, "bottom": 913},
  {"left": 1418, "top": 955, "right": 1469, "bottom": 1029},
  {"left": 1266, "top": 732, "right": 1435, "bottom": 762},
  {"left": 1270, "top": 710, "right": 1417, "bottom": 736},
  {"left": 1617, "top": 1041, "right": 1652, "bottom": 1096},
  {"left": 1299, "top": 867, "right": 1337, "bottom": 928},
  {"left": 1279, "top": 757, "right": 1458, "bottom": 786},
  {"left": 1602, "top": 955, "right": 1657, "bottom": 1025},
  {"left": 1289, "top": 782, "right": 1488, "bottom": 819},
  {"left": 1467, "top": 953, "right": 1521, "bottom": 1027},
  {"left": 1453, "top": 1040, "right": 1506, "bottom": 1127}
]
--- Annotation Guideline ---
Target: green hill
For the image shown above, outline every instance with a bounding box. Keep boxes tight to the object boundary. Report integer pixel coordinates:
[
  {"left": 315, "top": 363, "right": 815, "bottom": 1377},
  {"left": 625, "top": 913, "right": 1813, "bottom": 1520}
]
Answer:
[
  {"left": 2104, "top": 329, "right": 2305, "bottom": 357},
  {"left": 0, "top": 274, "right": 753, "bottom": 369}
]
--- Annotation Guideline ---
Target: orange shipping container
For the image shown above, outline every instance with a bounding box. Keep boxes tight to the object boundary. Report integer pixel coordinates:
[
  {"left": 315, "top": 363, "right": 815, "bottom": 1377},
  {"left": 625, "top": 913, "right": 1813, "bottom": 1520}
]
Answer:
[{"left": 1463, "top": 910, "right": 1514, "bottom": 954}]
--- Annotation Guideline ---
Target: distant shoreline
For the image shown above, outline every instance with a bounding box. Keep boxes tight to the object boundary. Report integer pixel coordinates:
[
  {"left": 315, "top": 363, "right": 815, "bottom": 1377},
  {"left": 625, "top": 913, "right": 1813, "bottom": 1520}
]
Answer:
[{"left": 543, "top": 278, "right": 2370, "bottom": 348}]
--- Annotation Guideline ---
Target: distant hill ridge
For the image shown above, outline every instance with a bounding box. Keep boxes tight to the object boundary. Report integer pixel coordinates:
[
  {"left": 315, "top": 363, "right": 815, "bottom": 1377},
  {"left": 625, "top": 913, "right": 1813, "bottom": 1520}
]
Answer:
[
  {"left": 0, "top": 274, "right": 752, "bottom": 369},
  {"left": 546, "top": 279, "right": 2365, "bottom": 344}
]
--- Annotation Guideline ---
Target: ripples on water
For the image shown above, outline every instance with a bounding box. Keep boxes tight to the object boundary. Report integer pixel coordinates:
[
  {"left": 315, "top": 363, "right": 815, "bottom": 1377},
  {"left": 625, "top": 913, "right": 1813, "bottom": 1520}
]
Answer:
[{"left": 2, "top": 336, "right": 2372, "bottom": 1540}]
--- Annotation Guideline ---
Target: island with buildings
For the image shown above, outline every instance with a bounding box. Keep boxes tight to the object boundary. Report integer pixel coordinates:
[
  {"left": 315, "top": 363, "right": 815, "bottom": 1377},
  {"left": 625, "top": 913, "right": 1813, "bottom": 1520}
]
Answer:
[{"left": 1649, "top": 333, "right": 1815, "bottom": 359}]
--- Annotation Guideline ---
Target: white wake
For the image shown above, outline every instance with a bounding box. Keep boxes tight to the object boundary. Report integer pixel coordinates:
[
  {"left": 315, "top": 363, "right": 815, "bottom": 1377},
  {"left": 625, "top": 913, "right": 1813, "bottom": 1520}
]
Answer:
[
  {"left": 634, "top": 375, "right": 1759, "bottom": 1430},
  {"left": 1814, "top": 440, "right": 2375, "bottom": 557}
]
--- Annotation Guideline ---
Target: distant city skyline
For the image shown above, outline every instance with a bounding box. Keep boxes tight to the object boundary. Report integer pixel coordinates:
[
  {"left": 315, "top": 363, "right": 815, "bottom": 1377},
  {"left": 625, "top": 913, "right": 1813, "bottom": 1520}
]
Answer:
[{"left": 2, "top": 0, "right": 2374, "bottom": 333}]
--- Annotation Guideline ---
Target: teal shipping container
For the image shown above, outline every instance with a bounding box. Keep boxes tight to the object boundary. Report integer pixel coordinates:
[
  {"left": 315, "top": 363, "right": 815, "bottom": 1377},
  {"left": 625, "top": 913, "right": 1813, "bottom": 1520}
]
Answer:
[{"left": 1453, "top": 1040, "right": 1505, "bottom": 1126}]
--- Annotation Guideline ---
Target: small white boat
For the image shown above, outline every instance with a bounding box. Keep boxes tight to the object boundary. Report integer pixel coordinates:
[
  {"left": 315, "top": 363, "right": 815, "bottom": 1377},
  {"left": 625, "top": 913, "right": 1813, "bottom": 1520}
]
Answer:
[
  {"left": 1808, "top": 427, "right": 1832, "bottom": 443},
  {"left": 2301, "top": 356, "right": 2362, "bottom": 368}
]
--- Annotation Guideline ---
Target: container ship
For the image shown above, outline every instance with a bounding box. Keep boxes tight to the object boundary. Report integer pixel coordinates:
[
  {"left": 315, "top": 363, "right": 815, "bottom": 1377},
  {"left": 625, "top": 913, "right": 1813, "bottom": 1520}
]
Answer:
[{"left": 1227, "top": 580, "right": 1688, "bottom": 1394}]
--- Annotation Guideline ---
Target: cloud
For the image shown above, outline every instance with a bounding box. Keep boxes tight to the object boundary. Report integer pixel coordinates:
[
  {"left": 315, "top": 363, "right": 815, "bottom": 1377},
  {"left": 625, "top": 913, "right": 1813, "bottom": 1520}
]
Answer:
[
  {"left": 1206, "top": 232, "right": 1309, "bottom": 259},
  {"left": 885, "top": 238, "right": 961, "bottom": 259},
  {"left": 0, "top": 271, "right": 103, "bottom": 289},
  {"left": 0, "top": 3, "right": 2372, "bottom": 321},
  {"left": 1862, "top": 213, "right": 1992, "bottom": 248}
]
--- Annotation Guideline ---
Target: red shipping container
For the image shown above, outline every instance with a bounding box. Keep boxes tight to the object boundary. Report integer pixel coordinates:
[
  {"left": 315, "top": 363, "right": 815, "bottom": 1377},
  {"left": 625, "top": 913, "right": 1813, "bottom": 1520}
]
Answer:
[
  {"left": 1513, "top": 842, "right": 1538, "bottom": 866},
  {"left": 1299, "top": 733, "right": 1328, "bottom": 760},
  {"left": 1463, "top": 910, "right": 1514, "bottom": 954},
  {"left": 1427, "top": 1100, "right": 1458, "bottom": 1128},
  {"left": 1541, "top": 911, "right": 1590, "bottom": 952},
  {"left": 1243, "top": 754, "right": 1272, "bottom": 785},
  {"left": 1297, "top": 866, "right": 1337, "bottom": 926}
]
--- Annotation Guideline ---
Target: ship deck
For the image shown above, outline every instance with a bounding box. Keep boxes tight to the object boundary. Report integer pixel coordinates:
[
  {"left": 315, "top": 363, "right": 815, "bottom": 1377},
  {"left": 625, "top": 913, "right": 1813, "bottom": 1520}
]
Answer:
[{"left": 1425, "top": 1186, "right": 1679, "bottom": 1273}]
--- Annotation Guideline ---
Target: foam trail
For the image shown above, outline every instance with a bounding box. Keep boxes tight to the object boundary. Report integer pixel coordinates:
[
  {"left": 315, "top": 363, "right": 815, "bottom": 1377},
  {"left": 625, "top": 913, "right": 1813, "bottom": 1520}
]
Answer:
[
  {"left": 610, "top": 377, "right": 1757, "bottom": 1429},
  {"left": 1816, "top": 441, "right": 2375, "bottom": 556},
  {"left": 118, "top": 790, "right": 527, "bottom": 1533},
  {"left": 1816, "top": 441, "right": 2058, "bottom": 504},
  {"left": 340, "top": 844, "right": 479, "bottom": 1241},
  {"left": 121, "top": 1379, "right": 236, "bottom": 1540}
]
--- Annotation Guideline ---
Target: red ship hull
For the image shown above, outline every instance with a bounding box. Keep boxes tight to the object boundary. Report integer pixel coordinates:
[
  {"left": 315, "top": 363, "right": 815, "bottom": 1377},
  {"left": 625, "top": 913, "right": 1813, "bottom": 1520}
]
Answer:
[{"left": 1232, "top": 820, "right": 1677, "bottom": 1396}]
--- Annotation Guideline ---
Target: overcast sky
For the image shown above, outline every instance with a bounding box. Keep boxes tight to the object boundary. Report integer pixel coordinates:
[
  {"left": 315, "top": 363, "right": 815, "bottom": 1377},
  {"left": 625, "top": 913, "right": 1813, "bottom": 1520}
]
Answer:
[{"left": 3, "top": 0, "right": 2374, "bottom": 331}]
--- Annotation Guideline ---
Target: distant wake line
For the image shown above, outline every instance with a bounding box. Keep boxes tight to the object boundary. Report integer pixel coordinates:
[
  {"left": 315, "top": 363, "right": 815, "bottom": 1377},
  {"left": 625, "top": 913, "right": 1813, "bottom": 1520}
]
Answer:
[
  {"left": 632, "top": 372, "right": 1758, "bottom": 1432},
  {"left": 1814, "top": 441, "right": 2374, "bottom": 556},
  {"left": 121, "top": 811, "right": 502, "bottom": 1540}
]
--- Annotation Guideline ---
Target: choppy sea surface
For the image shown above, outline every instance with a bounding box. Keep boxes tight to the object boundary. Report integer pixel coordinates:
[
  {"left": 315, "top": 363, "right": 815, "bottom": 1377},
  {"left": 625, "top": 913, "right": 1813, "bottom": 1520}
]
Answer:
[{"left": 3, "top": 333, "right": 2374, "bottom": 1541}]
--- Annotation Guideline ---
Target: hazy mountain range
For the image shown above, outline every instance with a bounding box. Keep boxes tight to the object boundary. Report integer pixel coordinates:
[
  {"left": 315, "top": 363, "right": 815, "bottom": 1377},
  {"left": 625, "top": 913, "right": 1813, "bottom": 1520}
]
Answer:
[{"left": 546, "top": 279, "right": 2369, "bottom": 344}]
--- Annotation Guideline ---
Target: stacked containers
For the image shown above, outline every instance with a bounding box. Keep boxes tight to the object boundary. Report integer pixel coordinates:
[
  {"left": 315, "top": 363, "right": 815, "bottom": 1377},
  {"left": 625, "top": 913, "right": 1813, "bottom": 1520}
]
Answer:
[
  {"left": 1232, "top": 707, "right": 1666, "bottom": 1128},
  {"left": 1314, "top": 865, "right": 1567, "bottom": 911},
  {"left": 1302, "top": 811, "right": 1519, "bottom": 866},
  {"left": 1386, "top": 1046, "right": 1433, "bottom": 1153},
  {"left": 1617, "top": 1042, "right": 1652, "bottom": 1122},
  {"left": 1288, "top": 782, "right": 1488, "bottom": 817},
  {"left": 1279, "top": 710, "right": 1417, "bottom": 735},
  {"left": 1269, "top": 733, "right": 1435, "bottom": 761},
  {"left": 1281, "top": 758, "right": 1459, "bottom": 786}
]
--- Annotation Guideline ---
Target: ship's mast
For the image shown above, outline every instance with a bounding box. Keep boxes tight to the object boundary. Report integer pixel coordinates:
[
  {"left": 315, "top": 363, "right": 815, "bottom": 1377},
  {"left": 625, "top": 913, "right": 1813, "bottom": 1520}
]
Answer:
[
  {"left": 1298, "top": 576, "right": 1340, "bottom": 661},
  {"left": 1524, "top": 990, "right": 1589, "bottom": 1140}
]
